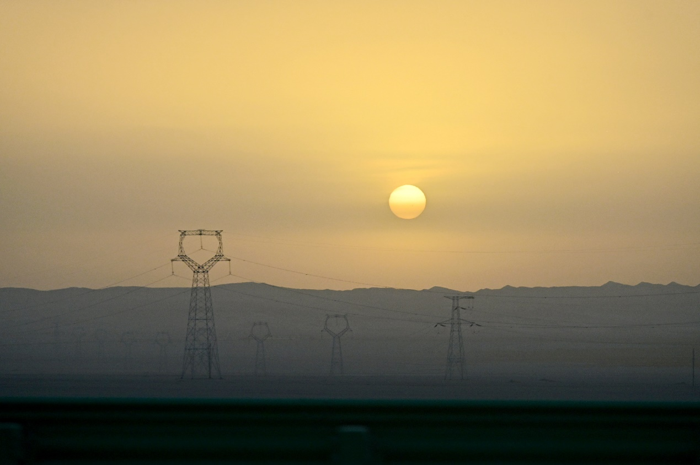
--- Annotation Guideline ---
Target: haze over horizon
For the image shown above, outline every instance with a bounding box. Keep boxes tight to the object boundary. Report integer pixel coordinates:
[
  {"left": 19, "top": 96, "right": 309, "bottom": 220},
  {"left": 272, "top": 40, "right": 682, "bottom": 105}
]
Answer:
[
  {"left": 2, "top": 1, "right": 699, "bottom": 292},
  {"left": 2, "top": 281, "right": 697, "bottom": 383}
]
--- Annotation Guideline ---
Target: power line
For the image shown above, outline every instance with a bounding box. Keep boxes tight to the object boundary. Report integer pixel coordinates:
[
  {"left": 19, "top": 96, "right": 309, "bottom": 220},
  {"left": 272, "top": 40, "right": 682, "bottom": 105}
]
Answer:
[
  {"left": 481, "top": 325, "right": 698, "bottom": 346},
  {"left": 50, "top": 288, "right": 189, "bottom": 331},
  {"left": 474, "top": 290, "right": 700, "bottom": 299},
  {"left": 206, "top": 270, "right": 700, "bottom": 330},
  {"left": 224, "top": 231, "right": 700, "bottom": 255},
  {"left": 215, "top": 277, "right": 428, "bottom": 324},
  {"left": 5, "top": 274, "right": 175, "bottom": 331},
  {"left": 0, "top": 262, "right": 173, "bottom": 317},
  {"left": 1, "top": 233, "right": 174, "bottom": 283},
  {"left": 230, "top": 254, "right": 700, "bottom": 300},
  {"left": 230, "top": 256, "right": 392, "bottom": 289},
  {"left": 478, "top": 319, "right": 700, "bottom": 329},
  {"left": 212, "top": 273, "right": 435, "bottom": 324},
  {"left": 235, "top": 277, "right": 436, "bottom": 319}
]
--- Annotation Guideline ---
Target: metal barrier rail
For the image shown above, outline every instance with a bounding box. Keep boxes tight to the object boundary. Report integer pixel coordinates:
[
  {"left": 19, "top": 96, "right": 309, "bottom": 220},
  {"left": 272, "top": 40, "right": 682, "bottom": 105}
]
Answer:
[{"left": 1, "top": 399, "right": 699, "bottom": 464}]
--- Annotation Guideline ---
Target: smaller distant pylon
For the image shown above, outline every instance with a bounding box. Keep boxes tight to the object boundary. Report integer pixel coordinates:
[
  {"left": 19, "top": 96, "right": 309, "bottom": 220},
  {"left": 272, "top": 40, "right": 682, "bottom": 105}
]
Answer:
[
  {"left": 250, "top": 322, "right": 271, "bottom": 376},
  {"left": 324, "top": 314, "right": 351, "bottom": 376},
  {"left": 436, "top": 296, "right": 480, "bottom": 380}
]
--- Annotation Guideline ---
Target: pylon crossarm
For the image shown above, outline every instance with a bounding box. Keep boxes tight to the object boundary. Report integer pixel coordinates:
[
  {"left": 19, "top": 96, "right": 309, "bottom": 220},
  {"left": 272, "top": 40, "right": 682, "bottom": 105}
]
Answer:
[
  {"left": 173, "top": 254, "right": 228, "bottom": 272},
  {"left": 179, "top": 229, "right": 222, "bottom": 237},
  {"left": 173, "top": 255, "right": 200, "bottom": 272},
  {"left": 324, "top": 315, "right": 350, "bottom": 334},
  {"left": 250, "top": 331, "right": 271, "bottom": 342},
  {"left": 200, "top": 255, "right": 229, "bottom": 271},
  {"left": 336, "top": 328, "right": 350, "bottom": 337}
]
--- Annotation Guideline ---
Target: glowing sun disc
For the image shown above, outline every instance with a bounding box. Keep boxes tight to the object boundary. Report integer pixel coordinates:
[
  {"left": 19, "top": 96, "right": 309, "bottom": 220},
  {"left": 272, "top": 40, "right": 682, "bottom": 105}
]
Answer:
[{"left": 389, "top": 185, "right": 426, "bottom": 219}]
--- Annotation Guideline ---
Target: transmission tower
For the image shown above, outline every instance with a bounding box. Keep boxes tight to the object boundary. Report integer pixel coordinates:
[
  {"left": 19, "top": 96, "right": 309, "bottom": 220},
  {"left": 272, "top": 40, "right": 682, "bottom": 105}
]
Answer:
[
  {"left": 324, "top": 314, "right": 350, "bottom": 376},
  {"left": 250, "top": 322, "right": 271, "bottom": 376},
  {"left": 436, "top": 296, "right": 479, "bottom": 380},
  {"left": 172, "top": 229, "right": 230, "bottom": 379},
  {"left": 155, "top": 331, "right": 172, "bottom": 373}
]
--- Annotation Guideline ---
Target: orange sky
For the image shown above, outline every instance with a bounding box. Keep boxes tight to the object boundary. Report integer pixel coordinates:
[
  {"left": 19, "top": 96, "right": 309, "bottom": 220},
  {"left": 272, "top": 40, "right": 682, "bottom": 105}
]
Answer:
[{"left": 1, "top": 1, "right": 699, "bottom": 290}]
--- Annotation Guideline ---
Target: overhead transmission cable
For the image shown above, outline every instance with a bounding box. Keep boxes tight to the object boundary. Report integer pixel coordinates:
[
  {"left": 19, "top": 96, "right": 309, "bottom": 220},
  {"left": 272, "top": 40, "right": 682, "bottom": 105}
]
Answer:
[
  {"left": 211, "top": 272, "right": 433, "bottom": 324},
  {"left": 230, "top": 256, "right": 392, "bottom": 289},
  {"left": 208, "top": 261, "right": 700, "bottom": 334},
  {"left": 0, "top": 262, "right": 174, "bottom": 317},
  {"left": 223, "top": 231, "right": 700, "bottom": 255},
  {"left": 474, "top": 290, "right": 700, "bottom": 299},
  {"left": 229, "top": 254, "right": 700, "bottom": 300},
  {"left": 11, "top": 286, "right": 190, "bottom": 336},
  {"left": 476, "top": 319, "right": 700, "bottom": 329},
  {"left": 2, "top": 232, "right": 174, "bottom": 283},
  {"left": 213, "top": 269, "right": 436, "bottom": 322},
  {"left": 6, "top": 273, "right": 176, "bottom": 331}
]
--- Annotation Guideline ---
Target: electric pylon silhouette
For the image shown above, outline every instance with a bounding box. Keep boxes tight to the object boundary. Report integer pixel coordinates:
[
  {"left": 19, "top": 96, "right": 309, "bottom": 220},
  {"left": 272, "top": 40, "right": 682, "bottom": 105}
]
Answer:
[
  {"left": 436, "top": 296, "right": 480, "bottom": 380},
  {"left": 250, "top": 322, "right": 271, "bottom": 376},
  {"left": 172, "top": 229, "right": 230, "bottom": 379},
  {"left": 155, "top": 331, "right": 172, "bottom": 373},
  {"left": 324, "top": 314, "right": 350, "bottom": 376}
]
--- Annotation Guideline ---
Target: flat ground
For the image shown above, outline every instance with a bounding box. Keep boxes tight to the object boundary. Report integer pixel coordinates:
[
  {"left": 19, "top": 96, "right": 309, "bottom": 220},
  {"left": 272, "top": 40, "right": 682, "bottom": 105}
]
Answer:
[{"left": 1, "top": 366, "right": 698, "bottom": 402}]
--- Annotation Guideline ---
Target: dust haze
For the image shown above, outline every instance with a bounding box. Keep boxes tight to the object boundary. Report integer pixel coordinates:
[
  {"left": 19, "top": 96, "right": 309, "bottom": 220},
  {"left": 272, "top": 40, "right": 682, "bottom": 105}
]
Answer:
[{"left": 1, "top": 282, "right": 698, "bottom": 401}]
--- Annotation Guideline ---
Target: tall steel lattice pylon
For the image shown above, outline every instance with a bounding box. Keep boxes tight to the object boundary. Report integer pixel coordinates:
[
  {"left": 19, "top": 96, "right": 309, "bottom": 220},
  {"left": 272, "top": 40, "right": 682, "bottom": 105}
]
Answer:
[
  {"left": 436, "top": 296, "right": 480, "bottom": 380},
  {"left": 324, "top": 314, "right": 350, "bottom": 376},
  {"left": 172, "top": 229, "right": 230, "bottom": 379},
  {"left": 250, "top": 322, "right": 271, "bottom": 376}
]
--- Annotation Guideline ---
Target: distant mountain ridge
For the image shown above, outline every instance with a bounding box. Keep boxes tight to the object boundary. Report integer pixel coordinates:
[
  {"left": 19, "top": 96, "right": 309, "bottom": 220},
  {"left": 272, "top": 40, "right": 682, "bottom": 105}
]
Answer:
[
  {"left": 4, "top": 280, "right": 698, "bottom": 294},
  {"left": 433, "top": 281, "right": 700, "bottom": 296},
  {"left": 1, "top": 281, "right": 697, "bottom": 376}
]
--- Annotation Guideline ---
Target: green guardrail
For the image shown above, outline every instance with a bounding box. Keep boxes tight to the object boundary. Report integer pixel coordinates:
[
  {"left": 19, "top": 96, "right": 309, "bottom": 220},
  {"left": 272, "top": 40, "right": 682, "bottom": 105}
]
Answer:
[{"left": 1, "top": 399, "right": 699, "bottom": 464}]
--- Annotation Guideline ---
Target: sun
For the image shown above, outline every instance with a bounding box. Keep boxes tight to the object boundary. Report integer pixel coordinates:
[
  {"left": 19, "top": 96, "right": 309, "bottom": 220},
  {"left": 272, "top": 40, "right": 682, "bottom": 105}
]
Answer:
[{"left": 389, "top": 185, "right": 427, "bottom": 219}]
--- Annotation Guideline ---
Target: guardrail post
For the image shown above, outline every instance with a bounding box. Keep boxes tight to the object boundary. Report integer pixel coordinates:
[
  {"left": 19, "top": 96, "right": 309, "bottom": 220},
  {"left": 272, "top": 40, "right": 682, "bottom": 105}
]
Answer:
[{"left": 336, "top": 425, "right": 374, "bottom": 464}]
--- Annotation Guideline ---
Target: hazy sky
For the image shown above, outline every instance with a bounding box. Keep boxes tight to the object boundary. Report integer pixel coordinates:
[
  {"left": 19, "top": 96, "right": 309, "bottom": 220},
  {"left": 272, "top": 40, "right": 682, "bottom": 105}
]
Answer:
[{"left": 1, "top": 1, "right": 699, "bottom": 291}]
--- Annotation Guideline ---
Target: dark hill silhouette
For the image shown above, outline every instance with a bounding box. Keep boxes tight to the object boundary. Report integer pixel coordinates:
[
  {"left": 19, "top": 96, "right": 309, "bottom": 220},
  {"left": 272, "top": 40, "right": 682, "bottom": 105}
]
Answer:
[{"left": 1, "top": 282, "right": 698, "bottom": 378}]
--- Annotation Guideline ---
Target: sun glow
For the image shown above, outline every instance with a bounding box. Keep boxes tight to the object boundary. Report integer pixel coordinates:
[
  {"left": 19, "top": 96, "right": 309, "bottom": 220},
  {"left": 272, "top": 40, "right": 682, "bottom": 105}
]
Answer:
[{"left": 389, "top": 185, "right": 427, "bottom": 220}]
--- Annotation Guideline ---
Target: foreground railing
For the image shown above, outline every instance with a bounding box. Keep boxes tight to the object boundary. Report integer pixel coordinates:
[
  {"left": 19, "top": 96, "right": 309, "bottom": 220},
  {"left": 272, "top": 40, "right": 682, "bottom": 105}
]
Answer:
[{"left": 1, "top": 399, "right": 699, "bottom": 464}]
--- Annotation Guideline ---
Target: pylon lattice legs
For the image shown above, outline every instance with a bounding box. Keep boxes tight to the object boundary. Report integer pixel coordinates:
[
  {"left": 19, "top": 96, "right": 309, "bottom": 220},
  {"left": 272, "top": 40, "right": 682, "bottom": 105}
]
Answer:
[
  {"left": 254, "top": 340, "right": 266, "bottom": 376},
  {"left": 444, "top": 296, "right": 471, "bottom": 380},
  {"left": 446, "top": 308, "right": 464, "bottom": 380},
  {"left": 182, "top": 270, "right": 221, "bottom": 379},
  {"left": 158, "top": 345, "right": 168, "bottom": 373},
  {"left": 330, "top": 337, "right": 343, "bottom": 375},
  {"left": 324, "top": 315, "right": 349, "bottom": 376}
]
